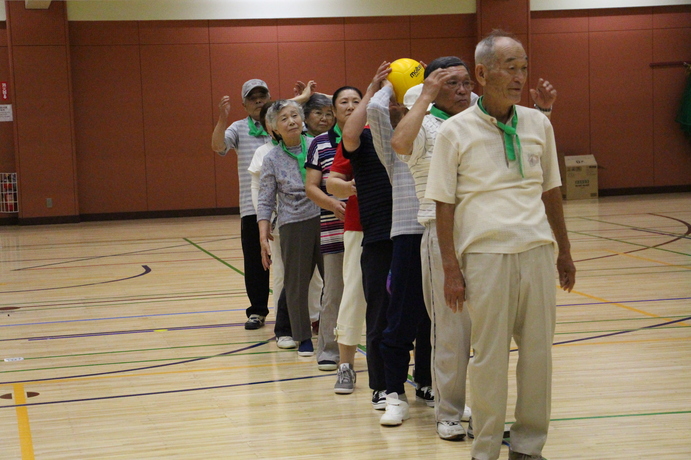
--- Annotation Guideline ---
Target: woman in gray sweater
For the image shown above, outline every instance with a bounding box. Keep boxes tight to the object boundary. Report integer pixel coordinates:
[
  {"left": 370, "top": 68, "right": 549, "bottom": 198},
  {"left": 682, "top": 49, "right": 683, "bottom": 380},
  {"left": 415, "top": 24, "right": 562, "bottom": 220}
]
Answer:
[{"left": 257, "top": 99, "right": 323, "bottom": 356}]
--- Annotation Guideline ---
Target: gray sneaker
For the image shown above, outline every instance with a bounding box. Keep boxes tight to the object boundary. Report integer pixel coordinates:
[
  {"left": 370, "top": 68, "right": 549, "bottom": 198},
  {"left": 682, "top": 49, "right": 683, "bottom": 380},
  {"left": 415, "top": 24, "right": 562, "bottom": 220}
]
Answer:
[{"left": 334, "top": 363, "right": 356, "bottom": 394}]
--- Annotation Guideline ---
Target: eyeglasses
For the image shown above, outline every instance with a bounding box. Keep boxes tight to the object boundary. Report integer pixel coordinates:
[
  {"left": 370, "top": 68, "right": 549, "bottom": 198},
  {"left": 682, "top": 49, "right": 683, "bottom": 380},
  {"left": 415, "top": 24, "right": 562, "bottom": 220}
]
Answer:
[{"left": 446, "top": 80, "right": 475, "bottom": 90}]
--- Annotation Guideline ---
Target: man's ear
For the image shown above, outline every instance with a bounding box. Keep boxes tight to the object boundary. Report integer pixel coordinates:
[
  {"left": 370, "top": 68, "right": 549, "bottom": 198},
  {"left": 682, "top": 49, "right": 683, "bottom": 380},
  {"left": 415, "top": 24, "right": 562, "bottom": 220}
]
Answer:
[{"left": 475, "top": 64, "right": 487, "bottom": 86}]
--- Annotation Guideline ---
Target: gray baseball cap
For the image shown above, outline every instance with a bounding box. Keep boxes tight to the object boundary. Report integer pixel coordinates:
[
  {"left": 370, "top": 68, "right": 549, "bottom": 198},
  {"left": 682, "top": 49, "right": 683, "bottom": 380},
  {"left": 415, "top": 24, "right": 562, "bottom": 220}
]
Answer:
[{"left": 242, "top": 79, "right": 270, "bottom": 102}]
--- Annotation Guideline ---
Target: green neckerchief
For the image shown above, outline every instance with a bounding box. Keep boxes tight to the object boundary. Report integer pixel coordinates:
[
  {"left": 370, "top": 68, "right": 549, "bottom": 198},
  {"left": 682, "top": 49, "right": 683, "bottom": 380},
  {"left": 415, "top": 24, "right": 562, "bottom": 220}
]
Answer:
[
  {"left": 280, "top": 135, "right": 308, "bottom": 183},
  {"left": 270, "top": 138, "right": 279, "bottom": 146},
  {"left": 430, "top": 105, "right": 451, "bottom": 121},
  {"left": 477, "top": 96, "right": 524, "bottom": 178},
  {"left": 333, "top": 123, "right": 343, "bottom": 144},
  {"left": 247, "top": 117, "right": 268, "bottom": 138}
]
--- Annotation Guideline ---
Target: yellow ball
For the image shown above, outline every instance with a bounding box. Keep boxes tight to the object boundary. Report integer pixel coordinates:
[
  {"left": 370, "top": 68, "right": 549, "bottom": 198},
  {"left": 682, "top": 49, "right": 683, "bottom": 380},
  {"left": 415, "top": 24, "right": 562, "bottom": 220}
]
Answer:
[{"left": 387, "top": 58, "right": 424, "bottom": 103}]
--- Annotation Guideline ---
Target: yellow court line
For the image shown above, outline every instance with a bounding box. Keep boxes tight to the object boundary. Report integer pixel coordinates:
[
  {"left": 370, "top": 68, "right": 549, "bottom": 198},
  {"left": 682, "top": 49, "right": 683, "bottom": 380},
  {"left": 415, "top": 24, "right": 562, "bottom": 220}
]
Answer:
[
  {"left": 568, "top": 288, "right": 663, "bottom": 318},
  {"left": 605, "top": 249, "right": 691, "bottom": 270},
  {"left": 13, "top": 383, "right": 35, "bottom": 460},
  {"left": 0, "top": 357, "right": 356, "bottom": 388}
]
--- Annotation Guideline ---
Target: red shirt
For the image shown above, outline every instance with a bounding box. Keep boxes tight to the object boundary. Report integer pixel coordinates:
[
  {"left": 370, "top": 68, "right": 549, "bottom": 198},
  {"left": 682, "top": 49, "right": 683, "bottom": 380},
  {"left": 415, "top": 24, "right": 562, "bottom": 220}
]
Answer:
[{"left": 331, "top": 144, "right": 362, "bottom": 232}]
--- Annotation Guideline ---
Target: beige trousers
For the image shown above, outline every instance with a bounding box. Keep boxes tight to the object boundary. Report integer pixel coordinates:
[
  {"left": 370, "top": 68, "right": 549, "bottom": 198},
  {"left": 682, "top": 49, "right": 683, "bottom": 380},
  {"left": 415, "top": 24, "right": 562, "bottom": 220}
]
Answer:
[{"left": 463, "top": 244, "right": 556, "bottom": 460}]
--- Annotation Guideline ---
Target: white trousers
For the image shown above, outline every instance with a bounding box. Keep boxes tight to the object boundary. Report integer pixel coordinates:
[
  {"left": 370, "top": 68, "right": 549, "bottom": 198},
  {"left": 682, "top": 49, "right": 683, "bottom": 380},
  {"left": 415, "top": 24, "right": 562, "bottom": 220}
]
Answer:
[
  {"left": 334, "top": 230, "right": 366, "bottom": 346},
  {"left": 270, "top": 233, "right": 323, "bottom": 322},
  {"left": 421, "top": 221, "right": 471, "bottom": 422},
  {"left": 463, "top": 244, "right": 556, "bottom": 460}
]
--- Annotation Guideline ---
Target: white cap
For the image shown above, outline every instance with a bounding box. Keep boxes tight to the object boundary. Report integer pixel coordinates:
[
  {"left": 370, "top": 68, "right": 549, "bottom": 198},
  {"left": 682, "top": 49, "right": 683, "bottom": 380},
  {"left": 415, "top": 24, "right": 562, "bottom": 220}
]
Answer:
[
  {"left": 242, "top": 79, "right": 269, "bottom": 102},
  {"left": 403, "top": 84, "right": 423, "bottom": 109}
]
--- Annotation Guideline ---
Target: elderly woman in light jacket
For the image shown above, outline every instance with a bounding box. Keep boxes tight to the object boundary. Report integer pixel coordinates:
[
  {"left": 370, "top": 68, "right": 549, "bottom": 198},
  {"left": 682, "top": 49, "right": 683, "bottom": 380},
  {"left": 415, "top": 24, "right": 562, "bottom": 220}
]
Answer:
[{"left": 257, "top": 99, "right": 323, "bottom": 356}]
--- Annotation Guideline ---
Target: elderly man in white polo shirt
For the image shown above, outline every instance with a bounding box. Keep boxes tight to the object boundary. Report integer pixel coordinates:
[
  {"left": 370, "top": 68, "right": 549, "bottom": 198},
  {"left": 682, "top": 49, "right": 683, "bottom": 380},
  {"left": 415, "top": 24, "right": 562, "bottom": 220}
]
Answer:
[{"left": 426, "top": 31, "right": 575, "bottom": 460}]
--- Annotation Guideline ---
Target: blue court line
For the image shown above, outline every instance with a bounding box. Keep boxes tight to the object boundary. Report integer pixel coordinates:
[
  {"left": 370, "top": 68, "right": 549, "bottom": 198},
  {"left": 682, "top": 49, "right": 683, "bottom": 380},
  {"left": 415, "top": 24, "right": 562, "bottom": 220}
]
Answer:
[{"left": 3, "top": 296, "right": 686, "bottom": 331}]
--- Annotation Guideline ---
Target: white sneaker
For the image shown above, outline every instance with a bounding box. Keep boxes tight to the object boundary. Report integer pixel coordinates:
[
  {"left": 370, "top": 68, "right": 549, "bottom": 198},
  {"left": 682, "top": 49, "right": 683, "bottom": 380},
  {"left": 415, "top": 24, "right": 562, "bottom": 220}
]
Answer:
[
  {"left": 379, "top": 392, "right": 410, "bottom": 426},
  {"left": 276, "top": 336, "right": 296, "bottom": 349},
  {"left": 462, "top": 405, "right": 472, "bottom": 422},
  {"left": 437, "top": 420, "right": 466, "bottom": 441}
]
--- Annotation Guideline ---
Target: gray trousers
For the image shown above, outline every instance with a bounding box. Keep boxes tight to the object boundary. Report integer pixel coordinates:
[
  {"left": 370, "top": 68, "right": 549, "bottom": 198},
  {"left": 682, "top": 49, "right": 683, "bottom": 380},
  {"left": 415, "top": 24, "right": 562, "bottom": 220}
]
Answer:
[
  {"left": 422, "top": 221, "right": 471, "bottom": 422},
  {"left": 279, "top": 216, "right": 323, "bottom": 343},
  {"left": 316, "top": 252, "right": 343, "bottom": 363}
]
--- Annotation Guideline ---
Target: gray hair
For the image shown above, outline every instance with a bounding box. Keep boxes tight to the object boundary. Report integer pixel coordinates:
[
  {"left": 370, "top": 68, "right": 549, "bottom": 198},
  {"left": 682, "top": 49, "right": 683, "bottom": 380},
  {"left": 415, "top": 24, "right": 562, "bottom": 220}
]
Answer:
[
  {"left": 303, "top": 93, "right": 333, "bottom": 118},
  {"left": 475, "top": 29, "right": 522, "bottom": 69},
  {"left": 266, "top": 99, "right": 304, "bottom": 133}
]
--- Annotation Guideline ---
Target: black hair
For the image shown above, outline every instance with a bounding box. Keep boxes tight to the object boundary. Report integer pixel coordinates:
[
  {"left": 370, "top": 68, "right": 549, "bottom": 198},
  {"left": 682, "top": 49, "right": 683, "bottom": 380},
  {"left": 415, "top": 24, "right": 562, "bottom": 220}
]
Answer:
[
  {"left": 424, "top": 56, "right": 470, "bottom": 79},
  {"left": 332, "top": 86, "right": 363, "bottom": 106},
  {"left": 258, "top": 101, "right": 274, "bottom": 133}
]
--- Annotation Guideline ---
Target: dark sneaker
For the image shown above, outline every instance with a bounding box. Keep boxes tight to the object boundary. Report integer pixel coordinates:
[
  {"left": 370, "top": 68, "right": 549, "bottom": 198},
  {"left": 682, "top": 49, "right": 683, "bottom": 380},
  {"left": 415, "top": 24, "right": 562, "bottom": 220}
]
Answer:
[
  {"left": 244, "top": 314, "right": 265, "bottom": 330},
  {"left": 334, "top": 363, "right": 356, "bottom": 394},
  {"left": 371, "top": 390, "right": 387, "bottom": 410},
  {"left": 297, "top": 339, "right": 314, "bottom": 357},
  {"left": 508, "top": 451, "right": 546, "bottom": 460},
  {"left": 467, "top": 417, "right": 510, "bottom": 439},
  {"left": 415, "top": 385, "right": 435, "bottom": 407},
  {"left": 317, "top": 360, "right": 337, "bottom": 371}
]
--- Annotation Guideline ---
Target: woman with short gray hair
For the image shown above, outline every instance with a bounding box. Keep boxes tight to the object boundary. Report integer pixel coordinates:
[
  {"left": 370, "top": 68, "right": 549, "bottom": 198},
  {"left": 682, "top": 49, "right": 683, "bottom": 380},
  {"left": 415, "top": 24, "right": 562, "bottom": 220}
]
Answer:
[{"left": 257, "top": 99, "right": 323, "bottom": 356}]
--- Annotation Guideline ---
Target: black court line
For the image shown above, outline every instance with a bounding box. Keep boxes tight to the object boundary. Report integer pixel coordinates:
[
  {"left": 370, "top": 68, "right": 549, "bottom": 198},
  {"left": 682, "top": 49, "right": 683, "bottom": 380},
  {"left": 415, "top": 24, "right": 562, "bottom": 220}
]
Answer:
[{"left": 0, "top": 265, "right": 152, "bottom": 294}]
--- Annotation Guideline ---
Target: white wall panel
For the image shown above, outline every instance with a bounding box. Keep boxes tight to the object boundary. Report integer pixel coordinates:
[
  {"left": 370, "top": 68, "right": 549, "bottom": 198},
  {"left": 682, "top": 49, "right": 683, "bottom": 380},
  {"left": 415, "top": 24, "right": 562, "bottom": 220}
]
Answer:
[
  {"left": 532, "top": 0, "right": 691, "bottom": 11},
  {"left": 65, "top": 0, "right": 475, "bottom": 21}
]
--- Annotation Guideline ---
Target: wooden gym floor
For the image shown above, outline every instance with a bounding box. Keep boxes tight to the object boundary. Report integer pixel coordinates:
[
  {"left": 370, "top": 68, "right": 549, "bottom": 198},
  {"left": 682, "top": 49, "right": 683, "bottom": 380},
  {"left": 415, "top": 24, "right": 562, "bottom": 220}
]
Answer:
[{"left": 0, "top": 193, "right": 689, "bottom": 459}]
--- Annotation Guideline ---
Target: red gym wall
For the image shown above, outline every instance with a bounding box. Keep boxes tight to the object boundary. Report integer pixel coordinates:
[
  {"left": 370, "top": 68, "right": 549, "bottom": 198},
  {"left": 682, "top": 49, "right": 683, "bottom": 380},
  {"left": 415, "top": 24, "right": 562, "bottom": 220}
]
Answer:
[{"left": 0, "top": 2, "right": 690, "bottom": 223}]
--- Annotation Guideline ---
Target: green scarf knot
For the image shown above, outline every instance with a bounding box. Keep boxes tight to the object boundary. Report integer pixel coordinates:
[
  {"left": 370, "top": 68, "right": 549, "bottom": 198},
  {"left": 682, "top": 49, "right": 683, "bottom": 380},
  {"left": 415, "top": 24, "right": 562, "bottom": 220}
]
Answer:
[
  {"left": 247, "top": 117, "right": 268, "bottom": 138},
  {"left": 478, "top": 96, "right": 524, "bottom": 178},
  {"left": 280, "top": 135, "right": 308, "bottom": 183},
  {"left": 333, "top": 123, "right": 343, "bottom": 145}
]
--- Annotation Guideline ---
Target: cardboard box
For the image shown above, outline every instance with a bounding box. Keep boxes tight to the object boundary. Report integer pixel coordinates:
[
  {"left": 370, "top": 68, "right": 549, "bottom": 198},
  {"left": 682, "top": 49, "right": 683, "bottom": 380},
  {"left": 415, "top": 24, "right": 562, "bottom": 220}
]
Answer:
[{"left": 560, "top": 155, "right": 598, "bottom": 200}]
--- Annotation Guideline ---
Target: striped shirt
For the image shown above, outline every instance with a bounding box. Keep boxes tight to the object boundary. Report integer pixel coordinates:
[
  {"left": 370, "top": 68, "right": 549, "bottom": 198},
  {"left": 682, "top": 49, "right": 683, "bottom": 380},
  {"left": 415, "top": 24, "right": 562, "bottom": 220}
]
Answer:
[
  {"left": 220, "top": 117, "right": 271, "bottom": 218},
  {"left": 367, "top": 85, "right": 424, "bottom": 237},
  {"left": 306, "top": 129, "right": 346, "bottom": 254},
  {"left": 402, "top": 112, "right": 445, "bottom": 225}
]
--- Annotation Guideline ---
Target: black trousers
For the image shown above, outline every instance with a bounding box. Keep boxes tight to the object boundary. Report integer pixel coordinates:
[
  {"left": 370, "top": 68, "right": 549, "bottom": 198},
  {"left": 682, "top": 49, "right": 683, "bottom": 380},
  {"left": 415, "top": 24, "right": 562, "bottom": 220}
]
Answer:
[
  {"left": 241, "top": 215, "right": 270, "bottom": 318},
  {"left": 361, "top": 239, "right": 392, "bottom": 391},
  {"left": 380, "top": 234, "right": 432, "bottom": 395}
]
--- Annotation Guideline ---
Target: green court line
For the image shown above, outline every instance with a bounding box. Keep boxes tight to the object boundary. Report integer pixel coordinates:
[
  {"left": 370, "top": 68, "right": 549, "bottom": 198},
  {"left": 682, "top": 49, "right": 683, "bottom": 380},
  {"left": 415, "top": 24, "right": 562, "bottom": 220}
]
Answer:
[
  {"left": 551, "top": 410, "right": 691, "bottom": 422},
  {"left": 184, "top": 237, "right": 246, "bottom": 276},
  {"left": 184, "top": 237, "right": 274, "bottom": 294}
]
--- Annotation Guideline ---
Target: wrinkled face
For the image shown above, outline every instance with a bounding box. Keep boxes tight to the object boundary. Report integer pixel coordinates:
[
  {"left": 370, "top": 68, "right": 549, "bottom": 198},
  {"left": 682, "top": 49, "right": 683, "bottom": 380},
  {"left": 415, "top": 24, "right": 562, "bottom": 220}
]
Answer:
[
  {"left": 482, "top": 37, "right": 528, "bottom": 106},
  {"left": 434, "top": 65, "right": 474, "bottom": 116},
  {"left": 305, "top": 106, "right": 335, "bottom": 136},
  {"left": 274, "top": 105, "right": 303, "bottom": 142},
  {"left": 333, "top": 90, "right": 361, "bottom": 127},
  {"left": 243, "top": 88, "right": 270, "bottom": 120}
]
